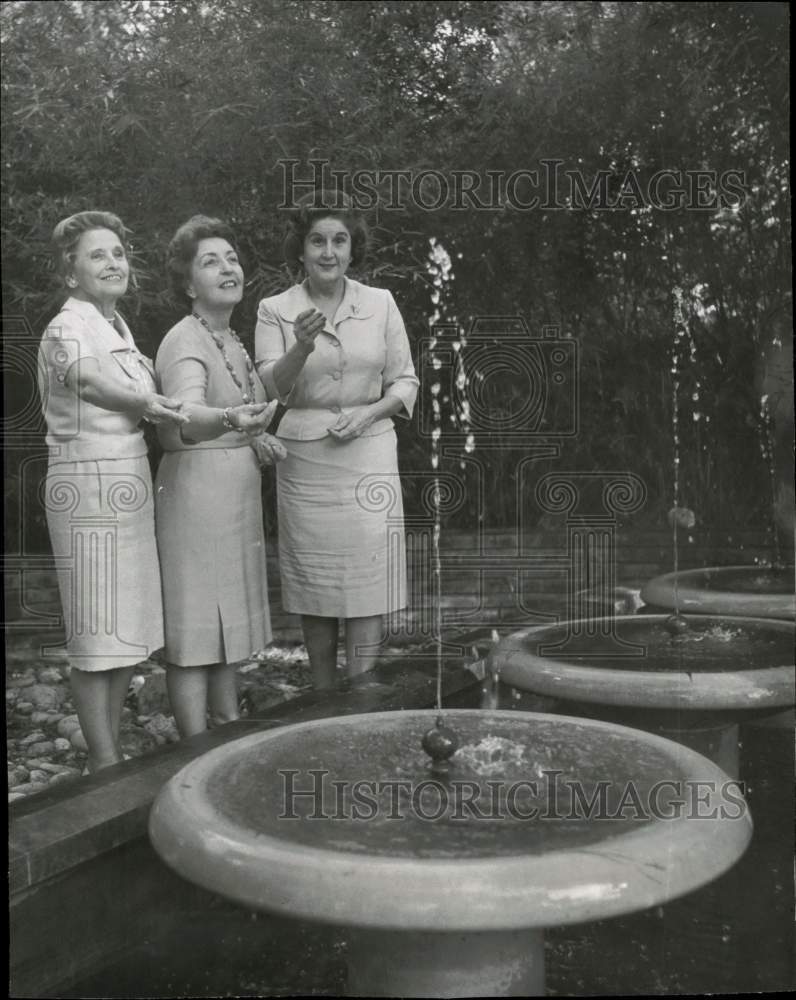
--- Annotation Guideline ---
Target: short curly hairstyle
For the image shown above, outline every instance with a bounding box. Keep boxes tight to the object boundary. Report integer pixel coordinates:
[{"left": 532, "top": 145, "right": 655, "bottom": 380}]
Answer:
[
  {"left": 51, "top": 211, "right": 130, "bottom": 284},
  {"left": 283, "top": 190, "right": 369, "bottom": 271},
  {"left": 166, "top": 215, "right": 239, "bottom": 305}
]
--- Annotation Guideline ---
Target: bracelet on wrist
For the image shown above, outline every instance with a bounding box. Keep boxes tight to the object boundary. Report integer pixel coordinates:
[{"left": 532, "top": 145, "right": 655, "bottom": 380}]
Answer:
[{"left": 221, "top": 407, "right": 239, "bottom": 432}]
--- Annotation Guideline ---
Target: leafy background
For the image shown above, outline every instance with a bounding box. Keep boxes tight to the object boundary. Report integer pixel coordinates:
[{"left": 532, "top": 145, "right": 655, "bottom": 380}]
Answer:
[{"left": 2, "top": 0, "right": 791, "bottom": 546}]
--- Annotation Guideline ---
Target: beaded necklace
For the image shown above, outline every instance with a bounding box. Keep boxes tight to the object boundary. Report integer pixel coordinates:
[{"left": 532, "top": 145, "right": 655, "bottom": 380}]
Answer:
[{"left": 192, "top": 311, "right": 257, "bottom": 403}]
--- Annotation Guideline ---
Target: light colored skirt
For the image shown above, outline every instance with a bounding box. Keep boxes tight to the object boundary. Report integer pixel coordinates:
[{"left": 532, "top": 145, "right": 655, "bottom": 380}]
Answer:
[
  {"left": 276, "top": 428, "right": 407, "bottom": 617},
  {"left": 155, "top": 446, "right": 272, "bottom": 667},
  {"left": 44, "top": 456, "right": 164, "bottom": 671}
]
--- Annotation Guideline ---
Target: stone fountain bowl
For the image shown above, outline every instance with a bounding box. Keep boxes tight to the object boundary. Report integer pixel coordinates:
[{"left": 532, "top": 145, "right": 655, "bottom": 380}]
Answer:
[
  {"left": 489, "top": 615, "right": 795, "bottom": 712},
  {"left": 640, "top": 566, "right": 795, "bottom": 620},
  {"left": 148, "top": 709, "right": 751, "bottom": 932}
]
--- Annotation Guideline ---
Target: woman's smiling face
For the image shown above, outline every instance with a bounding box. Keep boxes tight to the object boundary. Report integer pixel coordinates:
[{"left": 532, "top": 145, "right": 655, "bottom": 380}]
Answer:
[
  {"left": 187, "top": 237, "right": 244, "bottom": 309},
  {"left": 301, "top": 216, "right": 352, "bottom": 290},
  {"left": 69, "top": 227, "right": 129, "bottom": 305}
]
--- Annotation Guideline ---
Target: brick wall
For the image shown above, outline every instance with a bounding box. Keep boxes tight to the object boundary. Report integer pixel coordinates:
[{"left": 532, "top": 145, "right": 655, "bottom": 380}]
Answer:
[{"left": 4, "top": 527, "right": 782, "bottom": 650}]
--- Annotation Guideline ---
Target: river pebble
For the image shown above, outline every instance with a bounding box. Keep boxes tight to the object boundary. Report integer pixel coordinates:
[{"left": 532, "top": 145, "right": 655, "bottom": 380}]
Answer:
[
  {"left": 57, "top": 715, "right": 81, "bottom": 739},
  {"left": 48, "top": 770, "right": 81, "bottom": 786},
  {"left": 19, "top": 731, "right": 47, "bottom": 747},
  {"left": 29, "top": 683, "right": 68, "bottom": 710},
  {"left": 8, "top": 673, "right": 35, "bottom": 688},
  {"left": 144, "top": 713, "right": 180, "bottom": 745},
  {"left": 31, "top": 710, "right": 65, "bottom": 726},
  {"left": 38, "top": 667, "right": 66, "bottom": 684},
  {"left": 8, "top": 766, "right": 29, "bottom": 785}
]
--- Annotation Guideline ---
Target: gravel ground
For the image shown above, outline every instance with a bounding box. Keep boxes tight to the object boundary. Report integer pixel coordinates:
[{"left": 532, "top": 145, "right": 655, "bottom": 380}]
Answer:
[{"left": 7, "top": 643, "right": 316, "bottom": 803}]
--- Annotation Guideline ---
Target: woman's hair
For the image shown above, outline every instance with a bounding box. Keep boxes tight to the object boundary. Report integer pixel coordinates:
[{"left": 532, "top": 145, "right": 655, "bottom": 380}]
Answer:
[
  {"left": 51, "top": 211, "right": 129, "bottom": 282},
  {"left": 166, "top": 214, "right": 239, "bottom": 304},
  {"left": 283, "top": 190, "right": 369, "bottom": 270}
]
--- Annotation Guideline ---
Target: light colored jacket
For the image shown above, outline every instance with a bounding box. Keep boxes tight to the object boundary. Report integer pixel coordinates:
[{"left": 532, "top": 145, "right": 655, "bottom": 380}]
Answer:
[
  {"left": 255, "top": 278, "right": 419, "bottom": 440},
  {"left": 38, "top": 296, "right": 155, "bottom": 463}
]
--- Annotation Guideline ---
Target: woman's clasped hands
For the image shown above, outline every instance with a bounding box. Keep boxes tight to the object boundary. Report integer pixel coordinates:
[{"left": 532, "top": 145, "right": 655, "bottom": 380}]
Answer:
[
  {"left": 140, "top": 392, "right": 189, "bottom": 426},
  {"left": 327, "top": 404, "right": 377, "bottom": 441},
  {"left": 250, "top": 433, "right": 287, "bottom": 466}
]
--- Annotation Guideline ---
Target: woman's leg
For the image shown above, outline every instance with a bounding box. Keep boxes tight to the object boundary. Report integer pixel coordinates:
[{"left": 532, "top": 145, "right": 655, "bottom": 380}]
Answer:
[
  {"left": 166, "top": 664, "right": 211, "bottom": 738},
  {"left": 208, "top": 662, "right": 240, "bottom": 726},
  {"left": 345, "top": 615, "right": 384, "bottom": 678},
  {"left": 108, "top": 665, "right": 136, "bottom": 749},
  {"left": 302, "top": 615, "right": 339, "bottom": 690},
  {"left": 70, "top": 667, "right": 123, "bottom": 771}
]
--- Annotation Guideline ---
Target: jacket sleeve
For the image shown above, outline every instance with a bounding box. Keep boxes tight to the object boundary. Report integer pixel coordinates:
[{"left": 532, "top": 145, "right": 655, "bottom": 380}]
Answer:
[
  {"left": 40, "top": 310, "right": 96, "bottom": 385},
  {"left": 155, "top": 326, "right": 209, "bottom": 450},
  {"left": 381, "top": 291, "right": 419, "bottom": 419},
  {"left": 254, "top": 297, "right": 291, "bottom": 404}
]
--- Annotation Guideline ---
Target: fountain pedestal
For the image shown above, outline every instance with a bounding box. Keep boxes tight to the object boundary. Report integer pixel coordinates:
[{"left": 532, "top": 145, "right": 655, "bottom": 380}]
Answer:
[
  {"left": 149, "top": 709, "right": 751, "bottom": 997},
  {"left": 347, "top": 928, "right": 543, "bottom": 998}
]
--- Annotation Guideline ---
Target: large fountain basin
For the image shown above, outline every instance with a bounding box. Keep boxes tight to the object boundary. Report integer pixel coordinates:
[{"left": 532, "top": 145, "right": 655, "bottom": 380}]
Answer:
[
  {"left": 640, "top": 566, "right": 795, "bottom": 620},
  {"left": 149, "top": 709, "right": 750, "bottom": 931},
  {"left": 490, "top": 615, "right": 795, "bottom": 712}
]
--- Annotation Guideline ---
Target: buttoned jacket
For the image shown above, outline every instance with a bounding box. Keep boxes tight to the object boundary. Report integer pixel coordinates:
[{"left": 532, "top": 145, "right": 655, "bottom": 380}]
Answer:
[{"left": 255, "top": 278, "right": 419, "bottom": 440}]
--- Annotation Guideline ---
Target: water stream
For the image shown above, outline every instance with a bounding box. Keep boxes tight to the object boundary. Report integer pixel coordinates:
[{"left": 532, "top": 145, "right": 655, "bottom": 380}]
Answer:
[
  {"left": 758, "top": 393, "right": 782, "bottom": 568},
  {"left": 670, "top": 287, "right": 687, "bottom": 616},
  {"left": 426, "top": 237, "right": 468, "bottom": 712}
]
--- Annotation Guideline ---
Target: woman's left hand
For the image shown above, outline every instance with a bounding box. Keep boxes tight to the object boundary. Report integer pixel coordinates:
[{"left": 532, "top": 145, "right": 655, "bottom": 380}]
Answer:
[
  {"left": 230, "top": 400, "right": 279, "bottom": 435},
  {"left": 251, "top": 433, "right": 287, "bottom": 466},
  {"left": 327, "top": 406, "right": 376, "bottom": 442}
]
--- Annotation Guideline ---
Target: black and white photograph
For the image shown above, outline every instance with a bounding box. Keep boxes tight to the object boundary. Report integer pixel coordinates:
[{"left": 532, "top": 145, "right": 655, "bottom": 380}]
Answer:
[{"left": 4, "top": 1, "right": 793, "bottom": 996}]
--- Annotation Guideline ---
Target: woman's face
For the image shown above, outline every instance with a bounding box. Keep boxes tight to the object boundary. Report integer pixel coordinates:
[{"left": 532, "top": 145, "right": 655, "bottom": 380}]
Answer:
[
  {"left": 301, "top": 216, "right": 352, "bottom": 289},
  {"left": 68, "top": 228, "right": 129, "bottom": 304},
  {"left": 187, "top": 237, "right": 244, "bottom": 311}
]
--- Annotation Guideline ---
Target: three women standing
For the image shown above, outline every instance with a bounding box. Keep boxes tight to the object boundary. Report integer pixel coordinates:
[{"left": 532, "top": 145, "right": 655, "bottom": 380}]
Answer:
[
  {"left": 39, "top": 198, "right": 416, "bottom": 768},
  {"left": 38, "top": 211, "right": 186, "bottom": 772}
]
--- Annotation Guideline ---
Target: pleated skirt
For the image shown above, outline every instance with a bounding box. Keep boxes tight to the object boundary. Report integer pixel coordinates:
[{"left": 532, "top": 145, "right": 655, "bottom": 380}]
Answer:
[
  {"left": 276, "top": 428, "right": 407, "bottom": 617},
  {"left": 44, "top": 456, "right": 164, "bottom": 671},
  {"left": 155, "top": 446, "right": 272, "bottom": 666}
]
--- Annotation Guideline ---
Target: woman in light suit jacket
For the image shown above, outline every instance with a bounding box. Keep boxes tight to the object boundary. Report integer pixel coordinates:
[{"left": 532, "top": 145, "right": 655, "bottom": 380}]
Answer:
[
  {"left": 255, "top": 192, "right": 418, "bottom": 691},
  {"left": 38, "top": 210, "right": 185, "bottom": 772}
]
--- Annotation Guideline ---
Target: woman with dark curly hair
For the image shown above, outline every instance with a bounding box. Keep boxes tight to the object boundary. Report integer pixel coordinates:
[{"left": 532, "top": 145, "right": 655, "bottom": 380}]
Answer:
[
  {"left": 255, "top": 192, "right": 418, "bottom": 691},
  {"left": 38, "top": 210, "right": 187, "bottom": 772},
  {"left": 155, "top": 215, "right": 284, "bottom": 736}
]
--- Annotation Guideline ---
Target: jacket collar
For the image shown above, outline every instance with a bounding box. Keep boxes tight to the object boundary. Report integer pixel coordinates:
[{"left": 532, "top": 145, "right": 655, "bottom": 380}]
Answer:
[
  {"left": 62, "top": 296, "right": 136, "bottom": 349},
  {"left": 276, "top": 278, "right": 374, "bottom": 327},
  {"left": 62, "top": 296, "right": 154, "bottom": 378}
]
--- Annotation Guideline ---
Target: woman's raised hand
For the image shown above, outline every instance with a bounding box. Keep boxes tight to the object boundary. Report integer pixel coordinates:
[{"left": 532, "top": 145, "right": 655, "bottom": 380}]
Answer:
[
  {"left": 141, "top": 393, "right": 189, "bottom": 425},
  {"left": 229, "top": 399, "right": 279, "bottom": 434},
  {"left": 293, "top": 308, "right": 326, "bottom": 352}
]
